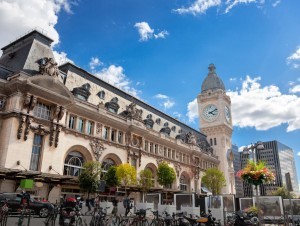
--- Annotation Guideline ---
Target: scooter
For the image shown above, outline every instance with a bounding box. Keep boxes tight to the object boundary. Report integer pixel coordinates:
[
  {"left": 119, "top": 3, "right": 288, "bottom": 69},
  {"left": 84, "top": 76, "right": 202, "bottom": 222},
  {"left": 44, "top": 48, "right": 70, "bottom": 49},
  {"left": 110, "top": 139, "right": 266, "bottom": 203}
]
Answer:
[{"left": 233, "top": 211, "right": 259, "bottom": 226}]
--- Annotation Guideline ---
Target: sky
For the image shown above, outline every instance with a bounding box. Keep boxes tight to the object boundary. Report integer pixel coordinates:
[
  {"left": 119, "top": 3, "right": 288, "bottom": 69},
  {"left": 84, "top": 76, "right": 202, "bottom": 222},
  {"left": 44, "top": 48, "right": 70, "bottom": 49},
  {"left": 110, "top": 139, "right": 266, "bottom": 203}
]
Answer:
[{"left": 0, "top": 0, "right": 300, "bottom": 188}]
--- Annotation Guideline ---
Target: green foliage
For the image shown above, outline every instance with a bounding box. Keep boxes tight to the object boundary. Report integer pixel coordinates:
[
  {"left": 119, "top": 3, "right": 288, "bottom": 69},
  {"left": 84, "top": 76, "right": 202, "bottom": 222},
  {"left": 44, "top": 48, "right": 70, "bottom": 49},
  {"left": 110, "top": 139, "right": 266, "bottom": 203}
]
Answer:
[
  {"left": 78, "top": 161, "right": 102, "bottom": 195},
  {"left": 139, "top": 169, "right": 154, "bottom": 192},
  {"left": 201, "top": 167, "right": 226, "bottom": 196},
  {"left": 272, "top": 186, "right": 295, "bottom": 199},
  {"left": 116, "top": 163, "right": 137, "bottom": 187},
  {"left": 157, "top": 161, "right": 176, "bottom": 188},
  {"left": 104, "top": 166, "right": 120, "bottom": 187}
]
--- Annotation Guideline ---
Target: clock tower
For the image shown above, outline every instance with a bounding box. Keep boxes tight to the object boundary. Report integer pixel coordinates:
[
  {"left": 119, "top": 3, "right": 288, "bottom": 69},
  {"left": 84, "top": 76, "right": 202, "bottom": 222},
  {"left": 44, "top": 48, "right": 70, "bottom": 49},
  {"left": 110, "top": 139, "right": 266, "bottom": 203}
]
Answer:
[{"left": 197, "top": 64, "right": 235, "bottom": 194}]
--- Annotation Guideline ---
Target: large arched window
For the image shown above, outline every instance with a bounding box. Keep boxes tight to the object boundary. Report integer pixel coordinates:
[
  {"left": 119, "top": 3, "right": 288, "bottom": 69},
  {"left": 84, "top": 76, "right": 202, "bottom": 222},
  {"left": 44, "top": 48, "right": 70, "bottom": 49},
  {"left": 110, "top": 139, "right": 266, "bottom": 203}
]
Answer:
[
  {"left": 102, "top": 158, "right": 116, "bottom": 172},
  {"left": 64, "top": 151, "right": 85, "bottom": 176}
]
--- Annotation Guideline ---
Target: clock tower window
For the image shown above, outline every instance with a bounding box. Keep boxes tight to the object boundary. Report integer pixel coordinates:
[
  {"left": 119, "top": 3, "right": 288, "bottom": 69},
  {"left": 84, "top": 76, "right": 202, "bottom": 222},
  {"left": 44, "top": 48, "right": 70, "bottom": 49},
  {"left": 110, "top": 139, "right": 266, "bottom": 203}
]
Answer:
[
  {"left": 214, "top": 138, "right": 217, "bottom": 145},
  {"left": 210, "top": 138, "right": 213, "bottom": 146}
]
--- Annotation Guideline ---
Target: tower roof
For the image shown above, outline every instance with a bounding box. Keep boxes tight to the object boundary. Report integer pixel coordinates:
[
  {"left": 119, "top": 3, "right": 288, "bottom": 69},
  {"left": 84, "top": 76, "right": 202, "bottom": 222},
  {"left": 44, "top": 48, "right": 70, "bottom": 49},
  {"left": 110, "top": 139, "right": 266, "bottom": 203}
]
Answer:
[{"left": 201, "top": 63, "right": 225, "bottom": 93}]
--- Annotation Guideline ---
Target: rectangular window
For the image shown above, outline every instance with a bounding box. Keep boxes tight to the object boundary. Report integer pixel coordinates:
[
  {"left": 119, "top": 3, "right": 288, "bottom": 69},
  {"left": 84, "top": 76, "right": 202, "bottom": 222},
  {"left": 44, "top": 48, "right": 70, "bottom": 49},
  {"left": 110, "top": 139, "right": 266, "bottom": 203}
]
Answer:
[
  {"left": 179, "top": 153, "right": 182, "bottom": 162},
  {"left": 210, "top": 138, "right": 213, "bottom": 146},
  {"left": 87, "top": 121, "right": 93, "bottom": 135},
  {"left": 164, "top": 147, "right": 167, "bottom": 157},
  {"left": 103, "top": 126, "right": 109, "bottom": 140},
  {"left": 68, "top": 115, "right": 75, "bottom": 129},
  {"left": 168, "top": 149, "right": 171, "bottom": 158},
  {"left": 118, "top": 131, "right": 123, "bottom": 144},
  {"left": 214, "top": 138, "right": 217, "bottom": 145},
  {"left": 33, "top": 102, "right": 51, "bottom": 120},
  {"left": 131, "top": 158, "right": 137, "bottom": 169},
  {"left": 111, "top": 129, "right": 116, "bottom": 142},
  {"left": 144, "top": 141, "right": 149, "bottom": 151},
  {"left": 29, "top": 134, "right": 43, "bottom": 171},
  {"left": 172, "top": 150, "right": 175, "bottom": 159},
  {"left": 183, "top": 154, "right": 186, "bottom": 163},
  {"left": 149, "top": 142, "right": 153, "bottom": 153},
  {"left": 77, "top": 118, "right": 84, "bottom": 132},
  {"left": 154, "top": 144, "right": 158, "bottom": 154}
]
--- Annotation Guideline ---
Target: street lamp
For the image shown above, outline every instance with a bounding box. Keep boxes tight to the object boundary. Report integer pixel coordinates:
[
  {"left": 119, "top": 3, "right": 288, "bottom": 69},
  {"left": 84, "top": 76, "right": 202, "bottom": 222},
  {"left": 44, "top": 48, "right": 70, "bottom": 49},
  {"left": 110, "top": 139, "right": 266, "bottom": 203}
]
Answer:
[{"left": 243, "top": 141, "right": 264, "bottom": 225}]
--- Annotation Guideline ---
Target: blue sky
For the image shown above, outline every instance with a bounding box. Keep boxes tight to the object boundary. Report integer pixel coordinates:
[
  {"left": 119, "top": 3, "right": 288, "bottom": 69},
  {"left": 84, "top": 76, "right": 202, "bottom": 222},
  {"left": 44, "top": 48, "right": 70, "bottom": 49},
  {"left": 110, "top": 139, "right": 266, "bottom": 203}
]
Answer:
[{"left": 1, "top": 0, "right": 300, "bottom": 188}]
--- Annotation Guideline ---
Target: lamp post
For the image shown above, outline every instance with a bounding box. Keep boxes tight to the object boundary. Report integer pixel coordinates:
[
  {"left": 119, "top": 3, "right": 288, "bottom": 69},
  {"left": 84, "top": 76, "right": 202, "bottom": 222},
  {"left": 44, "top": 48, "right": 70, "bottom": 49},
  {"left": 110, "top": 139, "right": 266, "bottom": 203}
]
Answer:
[{"left": 243, "top": 141, "right": 264, "bottom": 226}]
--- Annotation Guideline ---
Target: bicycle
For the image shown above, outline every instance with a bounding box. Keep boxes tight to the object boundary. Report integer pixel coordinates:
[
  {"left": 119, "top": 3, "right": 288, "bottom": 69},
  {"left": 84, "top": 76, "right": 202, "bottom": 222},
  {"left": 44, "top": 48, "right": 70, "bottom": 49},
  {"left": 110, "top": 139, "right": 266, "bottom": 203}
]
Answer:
[
  {"left": 44, "top": 204, "right": 59, "bottom": 226},
  {"left": 147, "top": 210, "right": 164, "bottom": 226},
  {"left": 0, "top": 200, "right": 8, "bottom": 226},
  {"left": 17, "top": 204, "right": 32, "bottom": 226},
  {"left": 90, "top": 206, "right": 110, "bottom": 226}
]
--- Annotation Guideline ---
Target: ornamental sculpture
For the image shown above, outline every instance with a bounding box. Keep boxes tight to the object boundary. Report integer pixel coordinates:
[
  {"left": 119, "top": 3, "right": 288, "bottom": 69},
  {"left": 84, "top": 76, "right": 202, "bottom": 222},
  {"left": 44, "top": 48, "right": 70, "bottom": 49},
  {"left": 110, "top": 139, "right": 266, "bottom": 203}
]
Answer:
[
  {"left": 39, "top": 57, "right": 59, "bottom": 77},
  {"left": 90, "top": 139, "right": 106, "bottom": 161},
  {"left": 123, "top": 102, "right": 143, "bottom": 121}
]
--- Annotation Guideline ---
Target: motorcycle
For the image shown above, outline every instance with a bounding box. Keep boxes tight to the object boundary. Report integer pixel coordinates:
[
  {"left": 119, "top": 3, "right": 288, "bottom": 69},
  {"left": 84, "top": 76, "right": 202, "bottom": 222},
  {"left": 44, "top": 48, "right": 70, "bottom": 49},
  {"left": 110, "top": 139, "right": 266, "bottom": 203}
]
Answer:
[
  {"left": 61, "top": 207, "right": 76, "bottom": 226},
  {"left": 183, "top": 210, "right": 220, "bottom": 226},
  {"left": 233, "top": 210, "right": 259, "bottom": 226}
]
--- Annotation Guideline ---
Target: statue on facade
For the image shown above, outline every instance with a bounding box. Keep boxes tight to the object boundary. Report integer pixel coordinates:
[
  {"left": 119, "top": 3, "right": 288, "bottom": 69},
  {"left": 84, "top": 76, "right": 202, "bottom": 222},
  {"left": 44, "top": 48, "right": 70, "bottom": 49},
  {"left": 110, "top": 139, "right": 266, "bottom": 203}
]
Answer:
[
  {"left": 123, "top": 102, "right": 143, "bottom": 121},
  {"left": 39, "top": 57, "right": 59, "bottom": 77}
]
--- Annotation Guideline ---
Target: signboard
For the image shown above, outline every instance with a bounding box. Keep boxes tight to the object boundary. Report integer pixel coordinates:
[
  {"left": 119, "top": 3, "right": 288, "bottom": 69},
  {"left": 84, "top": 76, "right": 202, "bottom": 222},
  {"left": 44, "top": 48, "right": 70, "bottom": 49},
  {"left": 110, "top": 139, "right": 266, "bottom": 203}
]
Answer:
[{"left": 20, "top": 179, "right": 34, "bottom": 189}]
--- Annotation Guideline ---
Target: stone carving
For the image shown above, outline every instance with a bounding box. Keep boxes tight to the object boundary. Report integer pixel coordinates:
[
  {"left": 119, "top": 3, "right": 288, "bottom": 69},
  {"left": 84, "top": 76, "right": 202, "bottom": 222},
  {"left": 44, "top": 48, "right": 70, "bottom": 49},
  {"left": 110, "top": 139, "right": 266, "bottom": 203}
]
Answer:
[
  {"left": 24, "top": 117, "right": 33, "bottom": 141},
  {"left": 55, "top": 125, "right": 62, "bottom": 147},
  {"left": 96, "top": 123, "right": 102, "bottom": 135},
  {"left": 174, "top": 163, "right": 182, "bottom": 177},
  {"left": 39, "top": 57, "right": 59, "bottom": 77},
  {"left": 30, "top": 124, "right": 50, "bottom": 135},
  {"left": 186, "top": 132, "right": 196, "bottom": 145},
  {"left": 0, "top": 97, "right": 6, "bottom": 110},
  {"left": 17, "top": 115, "right": 26, "bottom": 139},
  {"left": 50, "top": 105, "right": 60, "bottom": 121},
  {"left": 125, "top": 131, "right": 131, "bottom": 146},
  {"left": 49, "top": 123, "right": 56, "bottom": 146},
  {"left": 121, "top": 102, "right": 143, "bottom": 121},
  {"left": 23, "top": 94, "right": 37, "bottom": 113},
  {"left": 58, "top": 106, "right": 65, "bottom": 121},
  {"left": 90, "top": 139, "right": 106, "bottom": 161}
]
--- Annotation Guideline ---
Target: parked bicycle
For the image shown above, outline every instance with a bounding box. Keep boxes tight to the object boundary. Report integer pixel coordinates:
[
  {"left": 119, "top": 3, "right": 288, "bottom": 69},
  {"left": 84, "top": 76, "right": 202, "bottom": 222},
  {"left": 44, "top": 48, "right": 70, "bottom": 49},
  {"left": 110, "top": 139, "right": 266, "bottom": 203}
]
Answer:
[{"left": 0, "top": 199, "right": 8, "bottom": 226}]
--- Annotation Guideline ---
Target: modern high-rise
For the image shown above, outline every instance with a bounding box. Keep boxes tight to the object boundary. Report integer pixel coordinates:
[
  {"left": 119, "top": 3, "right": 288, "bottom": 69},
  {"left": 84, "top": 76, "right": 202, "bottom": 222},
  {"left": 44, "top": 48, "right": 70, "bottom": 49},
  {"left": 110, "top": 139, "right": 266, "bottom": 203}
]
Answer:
[
  {"left": 240, "top": 140, "right": 299, "bottom": 197},
  {"left": 232, "top": 144, "right": 243, "bottom": 197}
]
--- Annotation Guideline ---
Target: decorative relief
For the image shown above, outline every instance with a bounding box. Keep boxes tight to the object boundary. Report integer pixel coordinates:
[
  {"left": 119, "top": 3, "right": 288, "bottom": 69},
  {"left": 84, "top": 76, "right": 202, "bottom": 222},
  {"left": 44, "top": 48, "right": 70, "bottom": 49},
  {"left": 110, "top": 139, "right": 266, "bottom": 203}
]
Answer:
[
  {"left": 24, "top": 117, "right": 33, "bottom": 141},
  {"left": 54, "top": 125, "right": 61, "bottom": 148},
  {"left": 174, "top": 163, "right": 182, "bottom": 177},
  {"left": 186, "top": 132, "right": 196, "bottom": 145},
  {"left": 96, "top": 123, "right": 102, "bottom": 135},
  {"left": 0, "top": 97, "right": 7, "bottom": 110},
  {"left": 50, "top": 105, "right": 60, "bottom": 121},
  {"left": 125, "top": 131, "right": 132, "bottom": 146},
  {"left": 58, "top": 106, "right": 65, "bottom": 121},
  {"left": 23, "top": 94, "right": 37, "bottom": 113},
  {"left": 17, "top": 115, "right": 26, "bottom": 139},
  {"left": 90, "top": 139, "right": 106, "bottom": 161},
  {"left": 39, "top": 57, "right": 59, "bottom": 77},
  {"left": 49, "top": 123, "right": 56, "bottom": 146},
  {"left": 120, "top": 102, "right": 143, "bottom": 121},
  {"left": 30, "top": 124, "right": 50, "bottom": 135}
]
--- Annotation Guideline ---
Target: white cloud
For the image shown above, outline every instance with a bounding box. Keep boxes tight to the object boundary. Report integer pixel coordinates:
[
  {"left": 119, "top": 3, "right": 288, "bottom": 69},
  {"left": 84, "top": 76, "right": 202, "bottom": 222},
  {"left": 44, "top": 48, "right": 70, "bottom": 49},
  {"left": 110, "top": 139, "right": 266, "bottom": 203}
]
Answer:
[
  {"left": 89, "top": 57, "right": 103, "bottom": 71},
  {"left": 230, "top": 77, "right": 237, "bottom": 82},
  {"left": 173, "top": 111, "right": 182, "bottom": 119},
  {"left": 289, "top": 85, "right": 300, "bottom": 94},
  {"left": 173, "top": 0, "right": 267, "bottom": 15},
  {"left": 225, "top": 0, "right": 257, "bottom": 14},
  {"left": 154, "top": 94, "right": 175, "bottom": 110},
  {"left": 298, "top": 152, "right": 300, "bottom": 156},
  {"left": 53, "top": 50, "right": 73, "bottom": 65},
  {"left": 287, "top": 47, "right": 300, "bottom": 68},
  {"left": 0, "top": 0, "right": 76, "bottom": 64},
  {"left": 186, "top": 76, "right": 300, "bottom": 132},
  {"left": 94, "top": 65, "right": 141, "bottom": 97},
  {"left": 173, "top": 0, "right": 221, "bottom": 15},
  {"left": 186, "top": 98, "right": 198, "bottom": 122},
  {"left": 134, "top": 22, "right": 169, "bottom": 42},
  {"left": 272, "top": 0, "right": 281, "bottom": 7}
]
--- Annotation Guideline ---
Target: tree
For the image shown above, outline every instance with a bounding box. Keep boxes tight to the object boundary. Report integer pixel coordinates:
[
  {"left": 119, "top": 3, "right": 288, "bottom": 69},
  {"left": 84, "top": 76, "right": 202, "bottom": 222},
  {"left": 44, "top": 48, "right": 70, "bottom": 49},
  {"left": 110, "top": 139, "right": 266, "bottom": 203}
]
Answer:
[
  {"left": 78, "top": 161, "right": 102, "bottom": 198},
  {"left": 139, "top": 169, "right": 153, "bottom": 202},
  {"left": 201, "top": 167, "right": 226, "bottom": 196},
  {"left": 157, "top": 161, "right": 176, "bottom": 188},
  {"left": 157, "top": 161, "right": 176, "bottom": 204},
  {"left": 105, "top": 166, "right": 120, "bottom": 188},
  {"left": 272, "top": 186, "right": 295, "bottom": 199},
  {"left": 116, "top": 163, "right": 137, "bottom": 194}
]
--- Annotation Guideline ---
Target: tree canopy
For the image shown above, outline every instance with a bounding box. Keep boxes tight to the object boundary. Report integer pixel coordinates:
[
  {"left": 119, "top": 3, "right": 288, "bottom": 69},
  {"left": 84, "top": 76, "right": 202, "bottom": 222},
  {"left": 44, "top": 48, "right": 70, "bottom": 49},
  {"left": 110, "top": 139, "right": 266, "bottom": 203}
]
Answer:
[
  {"left": 116, "top": 163, "right": 137, "bottom": 188},
  {"left": 139, "top": 169, "right": 153, "bottom": 202},
  {"left": 78, "top": 161, "right": 102, "bottom": 196},
  {"left": 157, "top": 161, "right": 176, "bottom": 188},
  {"left": 104, "top": 166, "right": 119, "bottom": 187},
  {"left": 272, "top": 186, "right": 295, "bottom": 199},
  {"left": 201, "top": 167, "right": 226, "bottom": 195}
]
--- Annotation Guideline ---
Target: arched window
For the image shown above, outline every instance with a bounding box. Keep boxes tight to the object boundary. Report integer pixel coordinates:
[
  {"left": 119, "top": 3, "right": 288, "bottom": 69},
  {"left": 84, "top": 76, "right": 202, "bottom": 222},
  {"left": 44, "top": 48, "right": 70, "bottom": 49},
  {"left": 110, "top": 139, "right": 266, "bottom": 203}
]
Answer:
[
  {"left": 102, "top": 158, "right": 116, "bottom": 173},
  {"left": 63, "top": 151, "right": 85, "bottom": 176},
  {"left": 180, "top": 175, "right": 188, "bottom": 191}
]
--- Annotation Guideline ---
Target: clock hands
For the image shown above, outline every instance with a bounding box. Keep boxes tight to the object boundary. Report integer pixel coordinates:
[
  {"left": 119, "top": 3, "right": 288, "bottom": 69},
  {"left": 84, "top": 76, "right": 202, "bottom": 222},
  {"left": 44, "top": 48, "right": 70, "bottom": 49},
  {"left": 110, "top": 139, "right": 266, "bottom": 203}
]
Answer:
[{"left": 208, "top": 109, "right": 217, "bottom": 115}]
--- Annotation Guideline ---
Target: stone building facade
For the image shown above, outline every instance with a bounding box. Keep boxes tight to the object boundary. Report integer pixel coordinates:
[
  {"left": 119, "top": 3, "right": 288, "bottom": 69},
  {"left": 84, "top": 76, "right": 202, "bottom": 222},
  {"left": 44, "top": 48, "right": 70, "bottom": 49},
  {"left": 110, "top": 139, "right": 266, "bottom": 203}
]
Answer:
[{"left": 0, "top": 30, "right": 231, "bottom": 202}]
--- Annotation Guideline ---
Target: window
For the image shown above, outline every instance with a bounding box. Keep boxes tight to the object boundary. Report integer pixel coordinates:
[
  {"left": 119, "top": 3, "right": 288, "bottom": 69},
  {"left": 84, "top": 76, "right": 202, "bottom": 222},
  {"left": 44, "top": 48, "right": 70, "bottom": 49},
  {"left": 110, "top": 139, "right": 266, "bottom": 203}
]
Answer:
[
  {"left": 150, "top": 142, "right": 153, "bottom": 153},
  {"left": 33, "top": 102, "right": 51, "bottom": 120},
  {"left": 29, "top": 134, "right": 43, "bottom": 171},
  {"left": 154, "top": 144, "right": 158, "bottom": 154},
  {"left": 168, "top": 149, "right": 171, "bottom": 158},
  {"left": 118, "top": 131, "right": 123, "bottom": 144},
  {"left": 214, "top": 138, "right": 217, "bottom": 145},
  {"left": 111, "top": 129, "right": 116, "bottom": 142},
  {"left": 97, "top": 91, "right": 105, "bottom": 99},
  {"left": 144, "top": 141, "right": 149, "bottom": 151},
  {"left": 103, "top": 126, "right": 109, "bottom": 140},
  {"left": 164, "top": 147, "right": 167, "bottom": 157},
  {"left": 183, "top": 154, "right": 186, "bottom": 163},
  {"left": 172, "top": 150, "right": 175, "bottom": 159},
  {"left": 63, "top": 151, "right": 84, "bottom": 176},
  {"left": 87, "top": 121, "right": 93, "bottom": 135},
  {"left": 68, "top": 115, "right": 76, "bottom": 129},
  {"left": 77, "top": 118, "right": 84, "bottom": 133},
  {"left": 131, "top": 158, "right": 137, "bottom": 169},
  {"left": 210, "top": 138, "right": 213, "bottom": 146},
  {"left": 180, "top": 175, "right": 188, "bottom": 191}
]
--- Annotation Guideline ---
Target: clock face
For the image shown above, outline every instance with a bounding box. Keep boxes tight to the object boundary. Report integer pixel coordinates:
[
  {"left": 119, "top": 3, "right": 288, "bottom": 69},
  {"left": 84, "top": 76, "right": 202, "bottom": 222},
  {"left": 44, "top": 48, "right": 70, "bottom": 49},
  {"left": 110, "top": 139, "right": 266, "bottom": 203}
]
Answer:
[
  {"left": 202, "top": 104, "right": 219, "bottom": 122},
  {"left": 224, "top": 106, "right": 231, "bottom": 122}
]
